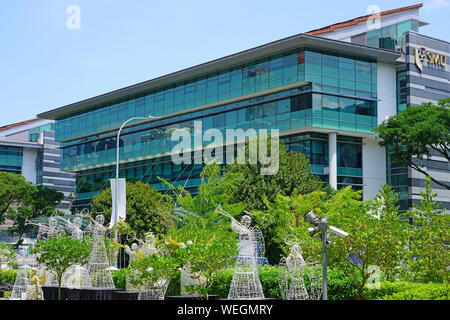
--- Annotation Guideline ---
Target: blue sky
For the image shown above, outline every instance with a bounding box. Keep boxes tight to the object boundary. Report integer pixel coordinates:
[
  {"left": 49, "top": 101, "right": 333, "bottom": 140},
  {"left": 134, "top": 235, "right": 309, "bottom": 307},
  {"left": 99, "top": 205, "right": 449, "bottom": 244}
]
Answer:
[{"left": 0, "top": 0, "right": 449, "bottom": 127}]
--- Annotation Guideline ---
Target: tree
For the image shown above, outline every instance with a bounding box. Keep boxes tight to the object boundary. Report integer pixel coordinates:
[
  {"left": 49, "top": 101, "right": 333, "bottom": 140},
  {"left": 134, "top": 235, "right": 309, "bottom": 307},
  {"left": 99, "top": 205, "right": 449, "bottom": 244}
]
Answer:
[
  {"left": 405, "top": 177, "right": 450, "bottom": 283},
  {"left": 0, "top": 242, "right": 17, "bottom": 268},
  {"left": 0, "top": 171, "right": 35, "bottom": 224},
  {"left": 31, "top": 186, "right": 65, "bottom": 217},
  {"left": 33, "top": 235, "right": 91, "bottom": 300},
  {"left": 6, "top": 186, "right": 65, "bottom": 247},
  {"left": 163, "top": 162, "right": 241, "bottom": 297},
  {"left": 224, "top": 138, "right": 322, "bottom": 211},
  {"left": 90, "top": 180, "right": 175, "bottom": 239},
  {"left": 257, "top": 186, "right": 409, "bottom": 299},
  {"left": 373, "top": 98, "right": 450, "bottom": 190}
]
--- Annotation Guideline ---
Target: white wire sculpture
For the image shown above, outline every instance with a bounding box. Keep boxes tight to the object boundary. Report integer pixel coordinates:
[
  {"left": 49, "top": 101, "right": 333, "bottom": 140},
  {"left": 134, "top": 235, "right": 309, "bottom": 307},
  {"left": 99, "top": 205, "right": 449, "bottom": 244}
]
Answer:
[
  {"left": 61, "top": 264, "right": 92, "bottom": 289},
  {"left": 137, "top": 278, "right": 170, "bottom": 300},
  {"left": 58, "top": 215, "right": 84, "bottom": 240},
  {"left": 180, "top": 260, "right": 207, "bottom": 297},
  {"left": 86, "top": 214, "right": 115, "bottom": 288},
  {"left": 11, "top": 265, "right": 30, "bottom": 300},
  {"left": 122, "top": 233, "right": 171, "bottom": 300},
  {"left": 26, "top": 215, "right": 65, "bottom": 241},
  {"left": 216, "top": 205, "right": 265, "bottom": 300},
  {"left": 278, "top": 235, "right": 323, "bottom": 300}
]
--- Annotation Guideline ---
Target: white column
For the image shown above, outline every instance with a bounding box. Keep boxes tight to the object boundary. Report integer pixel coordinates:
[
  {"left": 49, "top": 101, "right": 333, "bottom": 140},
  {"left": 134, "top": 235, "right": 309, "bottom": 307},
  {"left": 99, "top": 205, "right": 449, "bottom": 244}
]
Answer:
[{"left": 328, "top": 133, "right": 337, "bottom": 190}]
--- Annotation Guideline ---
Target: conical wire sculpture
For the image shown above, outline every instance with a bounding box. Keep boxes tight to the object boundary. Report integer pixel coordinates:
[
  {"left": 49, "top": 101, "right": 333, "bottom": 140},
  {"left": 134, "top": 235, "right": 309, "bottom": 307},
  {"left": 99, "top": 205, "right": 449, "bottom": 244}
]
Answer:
[
  {"left": 11, "top": 265, "right": 30, "bottom": 300},
  {"left": 216, "top": 205, "right": 265, "bottom": 300},
  {"left": 86, "top": 214, "right": 115, "bottom": 288},
  {"left": 278, "top": 235, "right": 323, "bottom": 300},
  {"left": 61, "top": 264, "right": 92, "bottom": 289},
  {"left": 137, "top": 278, "right": 170, "bottom": 300}
]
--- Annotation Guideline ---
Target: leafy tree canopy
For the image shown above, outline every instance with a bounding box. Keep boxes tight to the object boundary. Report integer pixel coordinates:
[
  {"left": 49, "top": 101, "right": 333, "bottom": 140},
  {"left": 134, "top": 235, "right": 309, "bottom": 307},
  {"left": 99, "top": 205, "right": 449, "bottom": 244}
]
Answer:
[
  {"left": 373, "top": 98, "right": 450, "bottom": 190},
  {"left": 91, "top": 180, "right": 175, "bottom": 239},
  {"left": 223, "top": 138, "right": 323, "bottom": 211},
  {"left": 0, "top": 171, "right": 35, "bottom": 224},
  {"left": 405, "top": 177, "right": 450, "bottom": 283}
]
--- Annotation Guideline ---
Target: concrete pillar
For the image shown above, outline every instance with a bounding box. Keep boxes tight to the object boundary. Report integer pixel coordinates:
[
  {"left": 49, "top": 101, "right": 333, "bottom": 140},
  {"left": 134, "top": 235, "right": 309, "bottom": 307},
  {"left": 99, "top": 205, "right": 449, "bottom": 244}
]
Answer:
[{"left": 328, "top": 132, "right": 337, "bottom": 190}]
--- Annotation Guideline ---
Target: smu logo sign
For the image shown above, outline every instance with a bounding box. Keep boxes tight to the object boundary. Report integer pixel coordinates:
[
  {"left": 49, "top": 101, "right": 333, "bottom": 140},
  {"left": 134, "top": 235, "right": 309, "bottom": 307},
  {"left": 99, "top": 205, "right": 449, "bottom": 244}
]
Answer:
[{"left": 414, "top": 46, "right": 447, "bottom": 72}]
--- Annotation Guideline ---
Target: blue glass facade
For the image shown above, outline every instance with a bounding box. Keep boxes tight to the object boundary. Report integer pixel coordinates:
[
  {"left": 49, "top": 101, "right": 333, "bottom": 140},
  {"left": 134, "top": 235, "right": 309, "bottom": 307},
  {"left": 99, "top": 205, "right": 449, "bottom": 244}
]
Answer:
[
  {"left": 52, "top": 48, "right": 378, "bottom": 206},
  {"left": 0, "top": 146, "right": 23, "bottom": 174}
]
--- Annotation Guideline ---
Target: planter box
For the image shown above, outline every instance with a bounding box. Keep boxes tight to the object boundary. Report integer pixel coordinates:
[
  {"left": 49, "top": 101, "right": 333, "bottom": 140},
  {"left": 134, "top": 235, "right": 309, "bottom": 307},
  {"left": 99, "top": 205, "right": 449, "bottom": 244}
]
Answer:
[
  {"left": 42, "top": 286, "right": 120, "bottom": 300},
  {"left": 42, "top": 286, "right": 68, "bottom": 300},
  {"left": 112, "top": 290, "right": 139, "bottom": 300}
]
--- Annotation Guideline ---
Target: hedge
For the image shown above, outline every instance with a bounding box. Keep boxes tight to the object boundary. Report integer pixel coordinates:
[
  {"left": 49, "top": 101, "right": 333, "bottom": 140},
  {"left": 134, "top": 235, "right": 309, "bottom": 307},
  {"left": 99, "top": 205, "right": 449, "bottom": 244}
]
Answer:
[
  {"left": 2, "top": 268, "right": 447, "bottom": 300},
  {"left": 0, "top": 269, "right": 17, "bottom": 285},
  {"left": 363, "top": 281, "right": 450, "bottom": 300}
]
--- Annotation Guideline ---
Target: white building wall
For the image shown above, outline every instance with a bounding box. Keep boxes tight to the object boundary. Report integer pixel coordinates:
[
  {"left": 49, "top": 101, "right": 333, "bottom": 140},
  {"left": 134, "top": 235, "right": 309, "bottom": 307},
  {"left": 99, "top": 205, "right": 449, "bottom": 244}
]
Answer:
[
  {"left": 361, "top": 62, "right": 397, "bottom": 201},
  {"left": 21, "top": 147, "right": 37, "bottom": 185},
  {"left": 377, "top": 62, "right": 398, "bottom": 123},
  {"left": 362, "top": 138, "right": 386, "bottom": 201}
]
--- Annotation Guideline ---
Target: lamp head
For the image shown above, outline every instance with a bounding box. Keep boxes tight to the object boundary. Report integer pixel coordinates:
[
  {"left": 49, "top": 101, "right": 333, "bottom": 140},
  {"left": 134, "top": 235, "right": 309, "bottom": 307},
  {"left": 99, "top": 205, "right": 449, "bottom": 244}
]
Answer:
[{"left": 305, "top": 211, "right": 319, "bottom": 226}]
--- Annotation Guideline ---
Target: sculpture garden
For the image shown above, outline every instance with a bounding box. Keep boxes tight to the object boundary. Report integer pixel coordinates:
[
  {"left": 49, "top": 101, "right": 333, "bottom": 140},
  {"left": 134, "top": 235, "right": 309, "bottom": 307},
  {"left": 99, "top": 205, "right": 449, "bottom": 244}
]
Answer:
[{"left": 0, "top": 154, "right": 448, "bottom": 301}]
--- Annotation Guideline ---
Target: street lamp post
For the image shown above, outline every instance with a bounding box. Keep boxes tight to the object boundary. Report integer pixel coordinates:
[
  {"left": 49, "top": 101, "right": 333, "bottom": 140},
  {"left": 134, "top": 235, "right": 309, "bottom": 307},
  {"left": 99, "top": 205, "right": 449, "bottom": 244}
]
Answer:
[
  {"left": 305, "top": 211, "right": 348, "bottom": 300},
  {"left": 114, "top": 115, "right": 160, "bottom": 228}
]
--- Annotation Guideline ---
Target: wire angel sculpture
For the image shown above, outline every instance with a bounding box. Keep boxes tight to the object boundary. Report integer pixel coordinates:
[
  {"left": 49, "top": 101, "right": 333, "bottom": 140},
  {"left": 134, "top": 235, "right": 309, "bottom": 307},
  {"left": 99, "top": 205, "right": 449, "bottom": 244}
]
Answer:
[
  {"left": 58, "top": 215, "right": 85, "bottom": 240},
  {"left": 215, "top": 205, "right": 265, "bottom": 300},
  {"left": 85, "top": 214, "right": 115, "bottom": 288},
  {"left": 278, "top": 235, "right": 323, "bottom": 300},
  {"left": 26, "top": 214, "right": 65, "bottom": 241}
]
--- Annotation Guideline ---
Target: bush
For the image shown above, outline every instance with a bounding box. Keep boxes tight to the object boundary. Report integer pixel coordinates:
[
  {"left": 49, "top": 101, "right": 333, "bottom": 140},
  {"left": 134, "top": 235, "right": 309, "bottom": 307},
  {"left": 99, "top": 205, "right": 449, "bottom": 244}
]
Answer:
[
  {"left": 208, "top": 266, "right": 358, "bottom": 300},
  {"left": 363, "top": 281, "right": 450, "bottom": 300},
  {"left": 0, "top": 269, "right": 17, "bottom": 285},
  {"left": 111, "top": 268, "right": 128, "bottom": 289}
]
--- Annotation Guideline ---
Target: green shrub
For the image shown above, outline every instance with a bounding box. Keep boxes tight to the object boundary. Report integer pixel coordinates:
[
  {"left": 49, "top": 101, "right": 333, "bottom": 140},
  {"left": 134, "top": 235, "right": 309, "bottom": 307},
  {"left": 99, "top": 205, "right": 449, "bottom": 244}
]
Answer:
[
  {"left": 208, "top": 266, "right": 358, "bottom": 300},
  {"left": 111, "top": 268, "right": 128, "bottom": 289},
  {"left": 363, "top": 281, "right": 449, "bottom": 300},
  {"left": 0, "top": 269, "right": 17, "bottom": 285},
  {"left": 166, "top": 269, "right": 181, "bottom": 297}
]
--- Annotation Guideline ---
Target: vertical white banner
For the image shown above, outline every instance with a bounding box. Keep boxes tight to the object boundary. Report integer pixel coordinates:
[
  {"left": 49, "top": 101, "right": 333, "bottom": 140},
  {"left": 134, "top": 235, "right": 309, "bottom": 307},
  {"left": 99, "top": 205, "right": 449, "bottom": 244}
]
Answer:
[{"left": 110, "top": 178, "right": 126, "bottom": 227}]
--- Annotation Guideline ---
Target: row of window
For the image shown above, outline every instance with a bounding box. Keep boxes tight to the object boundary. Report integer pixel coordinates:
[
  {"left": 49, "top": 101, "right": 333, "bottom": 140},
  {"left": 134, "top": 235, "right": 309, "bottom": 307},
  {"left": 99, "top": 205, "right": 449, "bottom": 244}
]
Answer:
[
  {"left": 56, "top": 49, "right": 377, "bottom": 142},
  {"left": 74, "top": 133, "right": 363, "bottom": 196},
  {"left": 0, "top": 146, "right": 23, "bottom": 168},
  {"left": 366, "top": 19, "right": 419, "bottom": 51},
  {"left": 60, "top": 92, "right": 376, "bottom": 171}
]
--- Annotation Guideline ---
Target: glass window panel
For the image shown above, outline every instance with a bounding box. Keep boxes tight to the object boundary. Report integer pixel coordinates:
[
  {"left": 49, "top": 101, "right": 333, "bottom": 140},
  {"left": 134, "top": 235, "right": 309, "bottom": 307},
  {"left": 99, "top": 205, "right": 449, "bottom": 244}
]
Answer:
[
  {"left": 356, "top": 62, "right": 371, "bottom": 83},
  {"left": 185, "top": 84, "right": 195, "bottom": 102},
  {"left": 397, "top": 20, "right": 412, "bottom": 47},
  {"left": 305, "top": 54, "right": 321, "bottom": 74},
  {"left": 338, "top": 143, "right": 362, "bottom": 168},
  {"left": 355, "top": 99, "right": 373, "bottom": 116},
  {"left": 277, "top": 99, "right": 290, "bottom": 114},
  {"left": 154, "top": 93, "right": 164, "bottom": 109},
  {"left": 322, "top": 54, "right": 339, "bottom": 77},
  {"left": 340, "top": 97, "right": 355, "bottom": 113},
  {"left": 367, "top": 28, "right": 381, "bottom": 48},
  {"left": 381, "top": 24, "right": 397, "bottom": 50},
  {"left": 339, "top": 60, "right": 355, "bottom": 80},
  {"left": 322, "top": 95, "right": 339, "bottom": 111},
  {"left": 312, "top": 93, "right": 322, "bottom": 110},
  {"left": 164, "top": 89, "right": 174, "bottom": 107}
]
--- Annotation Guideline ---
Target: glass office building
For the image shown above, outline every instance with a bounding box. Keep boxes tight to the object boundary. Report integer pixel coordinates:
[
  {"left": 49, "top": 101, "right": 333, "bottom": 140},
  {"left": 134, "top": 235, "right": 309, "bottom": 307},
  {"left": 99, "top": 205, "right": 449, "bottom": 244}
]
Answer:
[{"left": 38, "top": 4, "right": 449, "bottom": 212}]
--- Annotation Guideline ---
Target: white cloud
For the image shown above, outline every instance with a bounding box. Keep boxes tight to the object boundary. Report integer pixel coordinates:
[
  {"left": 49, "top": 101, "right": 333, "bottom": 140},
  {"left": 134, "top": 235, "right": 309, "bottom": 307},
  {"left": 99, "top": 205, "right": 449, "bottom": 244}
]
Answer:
[{"left": 425, "top": 0, "right": 450, "bottom": 10}]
